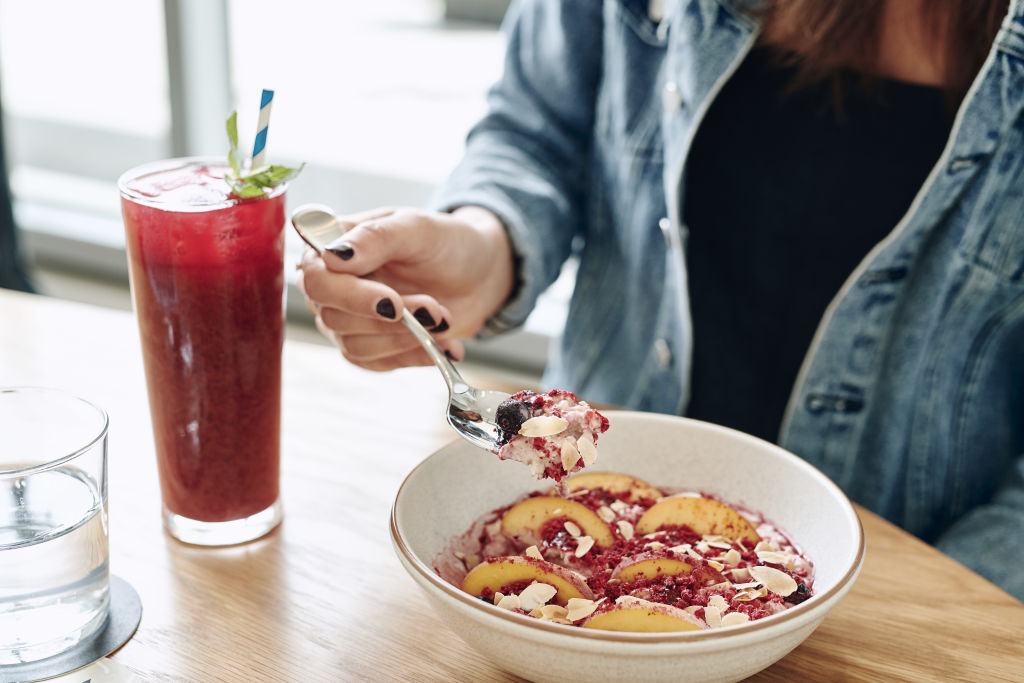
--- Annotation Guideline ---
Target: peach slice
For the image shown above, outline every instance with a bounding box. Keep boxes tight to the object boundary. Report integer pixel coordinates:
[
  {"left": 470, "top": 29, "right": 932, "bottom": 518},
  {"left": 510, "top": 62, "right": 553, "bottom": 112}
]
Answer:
[
  {"left": 610, "top": 552, "right": 727, "bottom": 587},
  {"left": 635, "top": 496, "right": 760, "bottom": 544},
  {"left": 559, "top": 471, "right": 664, "bottom": 503},
  {"left": 461, "top": 556, "right": 594, "bottom": 605},
  {"left": 501, "top": 497, "right": 615, "bottom": 548},
  {"left": 583, "top": 601, "right": 705, "bottom": 632}
]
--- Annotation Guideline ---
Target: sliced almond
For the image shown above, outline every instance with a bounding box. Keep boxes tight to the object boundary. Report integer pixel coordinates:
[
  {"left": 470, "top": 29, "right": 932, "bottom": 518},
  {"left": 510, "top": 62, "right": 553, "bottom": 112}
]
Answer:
[
  {"left": 729, "top": 567, "right": 751, "bottom": 582},
  {"left": 493, "top": 591, "right": 504, "bottom": 605},
  {"left": 721, "top": 612, "right": 750, "bottom": 627},
  {"left": 731, "top": 581, "right": 760, "bottom": 590},
  {"left": 566, "top": 597, "right": 598, "bottom": 621},
  {"left": 617, "top": 520, "right": 635, "bottom": 541},
  {"left": 645, "top": 541, "right": 665, "bottom": 551},
  {"left": 723, "top": 548, "right": 742, "bottom": 566},
  {"left": 520, "top": 415, "right": 569, "bottom": 438},
  {"left": 576, "top": 433, "right": 598, "bottom": 467},
  {"left": 518, "top": 582, "right": 558, "bottom": 611},
  {"left": 749, "top": 565, "right": 798, "bottom": 597},
  {"left": 704, "top": 605, "right": 723, "bottom": 628},
  {"left": 575, "top": 535, "right": 595, "bottom": 557},
  {"left": 596, "top": 505, "right": 616, "bottom": 523},
  {"left": 496, "top": 594, "right": 521, "bottom": 611},
  {"left": 564, "top": 521, "right": 582, "bottom": 537},
  {"left": 695, "top": 540, "right": 711, "bottom": 554},
  {"left": 668, "top": 544, "right": 692, "bottom": 555},
  {"left": 539, "top": 604, "right": 569, "bottom": 619},
  {"left": 525, "top": 545, "right": 544, "bottom": 560},
  {"left": 708, "top": 594, "right": 729, "bottom": 611},
  {"left": 560, "top": 441, "right": 581, "bottom": 472},
  {"left": 756, "top": 550, "right": 793, "bottom": 567},
  {"left": 609, "top": 500, "right": 629, "bottom": 514},
  {"left": 708, "top": 559, "right": 725, "bottom": 572}
]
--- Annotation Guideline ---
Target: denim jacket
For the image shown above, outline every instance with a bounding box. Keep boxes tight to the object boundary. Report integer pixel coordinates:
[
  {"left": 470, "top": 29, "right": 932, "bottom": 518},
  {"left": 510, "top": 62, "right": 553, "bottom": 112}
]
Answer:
[{"left": 434, "top": 0, "right": 1024, "bottom": 601}]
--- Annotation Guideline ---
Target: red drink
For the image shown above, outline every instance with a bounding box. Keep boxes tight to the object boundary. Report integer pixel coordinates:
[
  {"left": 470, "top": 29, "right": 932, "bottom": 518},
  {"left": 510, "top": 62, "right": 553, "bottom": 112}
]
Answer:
[{"left": 120, "top": 158, "right": 285, "bottom": 544}]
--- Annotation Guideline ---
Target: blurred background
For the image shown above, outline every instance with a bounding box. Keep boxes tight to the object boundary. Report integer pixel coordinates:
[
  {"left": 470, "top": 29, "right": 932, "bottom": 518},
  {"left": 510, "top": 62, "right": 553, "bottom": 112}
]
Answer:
[{"left": 0, "top": 0, "right": 571, "bottom": 385}]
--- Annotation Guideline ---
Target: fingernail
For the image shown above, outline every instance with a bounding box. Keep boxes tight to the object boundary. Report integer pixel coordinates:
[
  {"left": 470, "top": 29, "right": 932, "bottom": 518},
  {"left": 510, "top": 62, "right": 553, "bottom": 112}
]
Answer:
[
  {"left": 327, "top": 241, "right": 355, "bottom": 260},
  {"left": 413, "top": 307, "right": 436, "bottom": 327},
  {"left": 445, "top": 350, "right": 457, "bottom": 362},
  {"left": 376, "top": 298, "right": 397, "bottom": 320},
  {"left": 431, "top": 318, "right": 450, "bottom": 333}
]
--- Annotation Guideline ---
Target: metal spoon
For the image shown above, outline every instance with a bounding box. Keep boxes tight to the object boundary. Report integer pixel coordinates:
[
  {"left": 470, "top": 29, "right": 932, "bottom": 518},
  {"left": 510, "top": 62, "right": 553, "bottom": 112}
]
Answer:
[{"left": 290, "top": 204, "right": 511, "bottom": 453}]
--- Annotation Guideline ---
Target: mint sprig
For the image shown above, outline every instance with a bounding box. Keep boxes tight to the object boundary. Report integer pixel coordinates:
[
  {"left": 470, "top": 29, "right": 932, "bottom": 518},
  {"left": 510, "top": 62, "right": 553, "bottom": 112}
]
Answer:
[{"left": 224, "top": 111, "right": 303, "bottom": 198}]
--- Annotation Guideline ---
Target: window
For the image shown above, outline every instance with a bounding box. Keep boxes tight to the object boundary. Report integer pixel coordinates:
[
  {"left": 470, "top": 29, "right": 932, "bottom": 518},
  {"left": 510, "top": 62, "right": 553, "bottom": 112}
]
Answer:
[{"left": 1, "top": 0, "right": 564, "bottom": 374}]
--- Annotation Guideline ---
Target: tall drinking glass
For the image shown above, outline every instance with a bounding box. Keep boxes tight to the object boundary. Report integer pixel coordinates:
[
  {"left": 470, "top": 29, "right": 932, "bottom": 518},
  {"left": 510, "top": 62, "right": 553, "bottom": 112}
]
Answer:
[
  {"left": 119, "top": 158, "right": 285, "bottom": 546},
  {"left": 0, "top": 387, "right": 110, "bottom": 664}
]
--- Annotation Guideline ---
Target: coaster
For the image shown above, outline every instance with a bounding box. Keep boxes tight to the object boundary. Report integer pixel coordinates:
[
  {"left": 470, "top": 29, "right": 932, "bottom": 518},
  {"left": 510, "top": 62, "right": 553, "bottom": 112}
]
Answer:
[{"left": 0, "top": 575, "right": 143, "bottom": 683}]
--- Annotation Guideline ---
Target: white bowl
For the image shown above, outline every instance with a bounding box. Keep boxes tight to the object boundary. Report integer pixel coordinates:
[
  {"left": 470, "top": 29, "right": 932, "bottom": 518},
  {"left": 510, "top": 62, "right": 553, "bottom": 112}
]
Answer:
[{"left": 391, "top": 411, "right": 864, "bottom": 683}]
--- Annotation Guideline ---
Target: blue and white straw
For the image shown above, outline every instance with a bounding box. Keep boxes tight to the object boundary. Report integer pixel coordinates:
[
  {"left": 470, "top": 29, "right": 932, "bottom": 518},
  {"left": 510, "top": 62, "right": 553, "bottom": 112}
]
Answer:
[{"left": 251, "top": 89, "right": 274, "bottom": 169}]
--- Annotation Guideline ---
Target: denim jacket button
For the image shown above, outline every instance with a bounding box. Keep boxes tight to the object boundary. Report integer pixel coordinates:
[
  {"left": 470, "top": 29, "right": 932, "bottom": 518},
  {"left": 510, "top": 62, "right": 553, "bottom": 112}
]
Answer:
[
  {"left": 805, "top": 395, "right": 825, "bottom": 413},
  {"left": 648, "top": 0, "right": 665, "bottom": 22},
  {"left": 663, "top": 82, "right": 682, "bottom": 114},
  {"left": 654, "top": 338, "right": 672, "bottom": 368},
  {"left": 658, "top": 217, "right": 672, "bottom": 245}
]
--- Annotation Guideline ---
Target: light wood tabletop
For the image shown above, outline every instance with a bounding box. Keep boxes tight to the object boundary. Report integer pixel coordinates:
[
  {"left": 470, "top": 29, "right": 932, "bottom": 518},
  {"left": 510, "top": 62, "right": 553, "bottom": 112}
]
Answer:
[{"left": 1, "top": 288, "right": 1021, "bottom": 682}]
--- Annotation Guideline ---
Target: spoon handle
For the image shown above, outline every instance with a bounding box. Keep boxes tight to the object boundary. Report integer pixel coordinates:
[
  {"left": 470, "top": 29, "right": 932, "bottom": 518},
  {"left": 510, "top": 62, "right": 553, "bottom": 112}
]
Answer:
[{"left": 400, "top": 309, "right": 469, "bottom": 396}]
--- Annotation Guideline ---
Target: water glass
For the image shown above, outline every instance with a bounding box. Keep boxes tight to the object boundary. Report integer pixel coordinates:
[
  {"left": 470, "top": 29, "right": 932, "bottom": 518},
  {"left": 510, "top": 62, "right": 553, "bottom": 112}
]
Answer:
[{"left": 0, "top": 387, "right": 110, "bottom": 664}]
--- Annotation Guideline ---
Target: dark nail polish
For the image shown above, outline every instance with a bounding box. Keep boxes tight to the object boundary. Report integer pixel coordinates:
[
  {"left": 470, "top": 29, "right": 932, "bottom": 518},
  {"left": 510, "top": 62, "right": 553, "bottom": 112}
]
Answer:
[
  {"left": 327, "top": 242, "right": 355, "bottom": 260},
  {"left": 445, "top": 350, "right": 457, "bottom": 362},
  {"left": 376, "top": 298, "right": 397, "bottom": 320},
  {"left": 413, "top": 307, "right": 436, "bottom": 327},
  {"left": 431, "top": 318, "right": 450, "bottom": 333}
]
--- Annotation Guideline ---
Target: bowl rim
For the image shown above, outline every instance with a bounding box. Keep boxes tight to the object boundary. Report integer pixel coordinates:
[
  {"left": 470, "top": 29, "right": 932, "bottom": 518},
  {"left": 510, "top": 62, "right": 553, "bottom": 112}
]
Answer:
[{"left": 391, "top": 411, "right": 866, "bottom": 643}]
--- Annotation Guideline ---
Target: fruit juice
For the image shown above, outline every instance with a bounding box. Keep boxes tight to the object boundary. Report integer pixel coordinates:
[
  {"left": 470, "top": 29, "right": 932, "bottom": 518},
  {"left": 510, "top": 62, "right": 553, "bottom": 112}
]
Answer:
[{"left": 120, "top": 160, "right": 285, "bottom": 525}]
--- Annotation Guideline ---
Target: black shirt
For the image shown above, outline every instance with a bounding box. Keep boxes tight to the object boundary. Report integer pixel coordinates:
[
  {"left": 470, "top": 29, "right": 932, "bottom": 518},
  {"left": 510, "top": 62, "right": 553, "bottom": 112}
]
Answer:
[{"left": 682, "top": 47, "right": 953, "bottom": 442}]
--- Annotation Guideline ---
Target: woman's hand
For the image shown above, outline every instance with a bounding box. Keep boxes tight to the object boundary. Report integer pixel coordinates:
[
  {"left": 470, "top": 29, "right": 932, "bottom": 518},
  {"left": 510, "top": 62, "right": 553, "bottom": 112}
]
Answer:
[{"left": 297, "top": 205, "right": 515, "bottom": 371}]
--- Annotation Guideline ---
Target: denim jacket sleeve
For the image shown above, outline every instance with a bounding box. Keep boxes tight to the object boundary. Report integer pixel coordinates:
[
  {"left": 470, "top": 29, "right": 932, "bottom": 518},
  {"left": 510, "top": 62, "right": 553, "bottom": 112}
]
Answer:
[
  {"left": 935, "top": 453, "right": 1024, "bottom": 601},
  {"left": 431, "top": 0, "right": 603, "bottom": 336}
]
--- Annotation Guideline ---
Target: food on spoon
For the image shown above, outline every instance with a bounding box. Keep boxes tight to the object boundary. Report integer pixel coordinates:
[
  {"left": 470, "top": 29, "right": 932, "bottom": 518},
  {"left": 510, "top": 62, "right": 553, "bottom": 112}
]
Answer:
[
  {"left": 443, "top": 471, "right": 814, "bottom": 632},
  {"left": 636, "top": 495, "right": 761, "bottom": 544},
  {"left": 582, "top": 598, "right": 706, "bottom": 632},
  {"left": 559, "top": 471, "right": 663, "bottom": 503},
  {"left": 495, "top": 390, "right": 609, "bottom": 486},
  {"left": 461, "top": 556, "right": 594, "bottom": 605},
  {"left": 500, "top": 497, "right": 616, "bottom": 549}
]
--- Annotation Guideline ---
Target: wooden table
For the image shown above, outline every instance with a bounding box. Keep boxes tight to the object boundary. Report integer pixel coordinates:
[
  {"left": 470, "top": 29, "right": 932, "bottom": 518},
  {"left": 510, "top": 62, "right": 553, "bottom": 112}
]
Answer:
[{"left": 1, "top": 289, "right": 1021, "bottom": 682}]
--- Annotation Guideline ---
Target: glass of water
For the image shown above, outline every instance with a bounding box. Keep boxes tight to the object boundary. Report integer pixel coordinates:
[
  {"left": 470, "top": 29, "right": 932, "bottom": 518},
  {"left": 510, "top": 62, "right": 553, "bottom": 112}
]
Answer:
[{"left": 0, "top": 387, "right": 110, "bottom": 664}]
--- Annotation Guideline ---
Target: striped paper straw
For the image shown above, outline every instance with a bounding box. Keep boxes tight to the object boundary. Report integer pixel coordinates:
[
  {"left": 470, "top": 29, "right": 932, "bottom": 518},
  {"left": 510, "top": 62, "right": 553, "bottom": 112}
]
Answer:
[{"left": 251, "top": 89, "right": 274, "bottom": 169}]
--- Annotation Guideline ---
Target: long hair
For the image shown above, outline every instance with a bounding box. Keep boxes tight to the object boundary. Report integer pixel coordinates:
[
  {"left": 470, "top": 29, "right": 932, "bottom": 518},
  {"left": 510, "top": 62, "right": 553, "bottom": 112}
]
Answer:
[{"left": 758, "top": 0, "right": 1008, "bottom": 97}]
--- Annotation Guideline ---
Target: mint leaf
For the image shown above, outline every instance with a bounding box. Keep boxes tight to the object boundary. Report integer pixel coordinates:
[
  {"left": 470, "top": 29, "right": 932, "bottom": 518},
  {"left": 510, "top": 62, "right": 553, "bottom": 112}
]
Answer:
[
  {"left": 224, "top": 110, "right": 303, "bottom": 198},
  {"left": 226, "top": 112, "right": 243, "bottom": 178}
]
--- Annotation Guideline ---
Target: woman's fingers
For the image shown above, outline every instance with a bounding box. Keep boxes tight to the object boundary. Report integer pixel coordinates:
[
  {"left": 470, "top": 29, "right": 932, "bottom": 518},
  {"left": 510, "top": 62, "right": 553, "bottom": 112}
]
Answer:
[
  {"left": 317, "top": 294, "right": 454, "bottom": 336},
  {"left": 315, "top": 315, "right": 466, "bottom": 370},
  {"left": 301, "top": 259, "right": 405, "bottom": 322},
  {"left": 320, "top": 209, "right": 444, "bottom": 276}
]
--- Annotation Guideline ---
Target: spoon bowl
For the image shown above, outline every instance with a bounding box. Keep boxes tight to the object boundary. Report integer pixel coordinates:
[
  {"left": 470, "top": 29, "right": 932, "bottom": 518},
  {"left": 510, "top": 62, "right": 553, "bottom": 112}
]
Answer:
[{"left": 291, "top": 204, "right": 511, "bottom": 453}]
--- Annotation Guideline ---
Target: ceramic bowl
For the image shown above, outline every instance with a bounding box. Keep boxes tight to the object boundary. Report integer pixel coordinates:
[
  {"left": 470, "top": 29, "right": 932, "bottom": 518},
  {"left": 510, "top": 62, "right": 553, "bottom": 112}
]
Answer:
[{"left": 391, "top": 411, "right": 864, "bottom": 683}]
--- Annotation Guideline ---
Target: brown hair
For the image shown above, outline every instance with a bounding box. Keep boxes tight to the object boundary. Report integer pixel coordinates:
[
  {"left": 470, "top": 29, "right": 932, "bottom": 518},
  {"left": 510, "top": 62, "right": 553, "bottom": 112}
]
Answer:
[{"left": 758, "top": 0, "right": 1008, "bottom": 97}]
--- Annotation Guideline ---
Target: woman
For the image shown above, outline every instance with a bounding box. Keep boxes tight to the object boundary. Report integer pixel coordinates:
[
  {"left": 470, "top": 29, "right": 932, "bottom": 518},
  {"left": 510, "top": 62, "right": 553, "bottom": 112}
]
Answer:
[{"left": 299, "top": 0, "right": 1024, "bottom": 600}]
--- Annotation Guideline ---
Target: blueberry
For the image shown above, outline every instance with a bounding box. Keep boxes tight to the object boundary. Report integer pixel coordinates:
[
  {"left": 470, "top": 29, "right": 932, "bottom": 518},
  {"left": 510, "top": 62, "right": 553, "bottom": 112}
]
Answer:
[
  {"left": 784, "top": 583, "right": 811, "bottom": 605},
  {"left": 495, "top": 398, "right": 531, "bottom": 443}
]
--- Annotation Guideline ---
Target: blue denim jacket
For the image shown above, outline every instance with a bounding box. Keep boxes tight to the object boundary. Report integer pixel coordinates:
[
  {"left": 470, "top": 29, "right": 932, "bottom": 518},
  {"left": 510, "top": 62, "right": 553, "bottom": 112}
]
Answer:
[{"left": 434, "top": 0, "right": 1024, "bottom": 600}]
